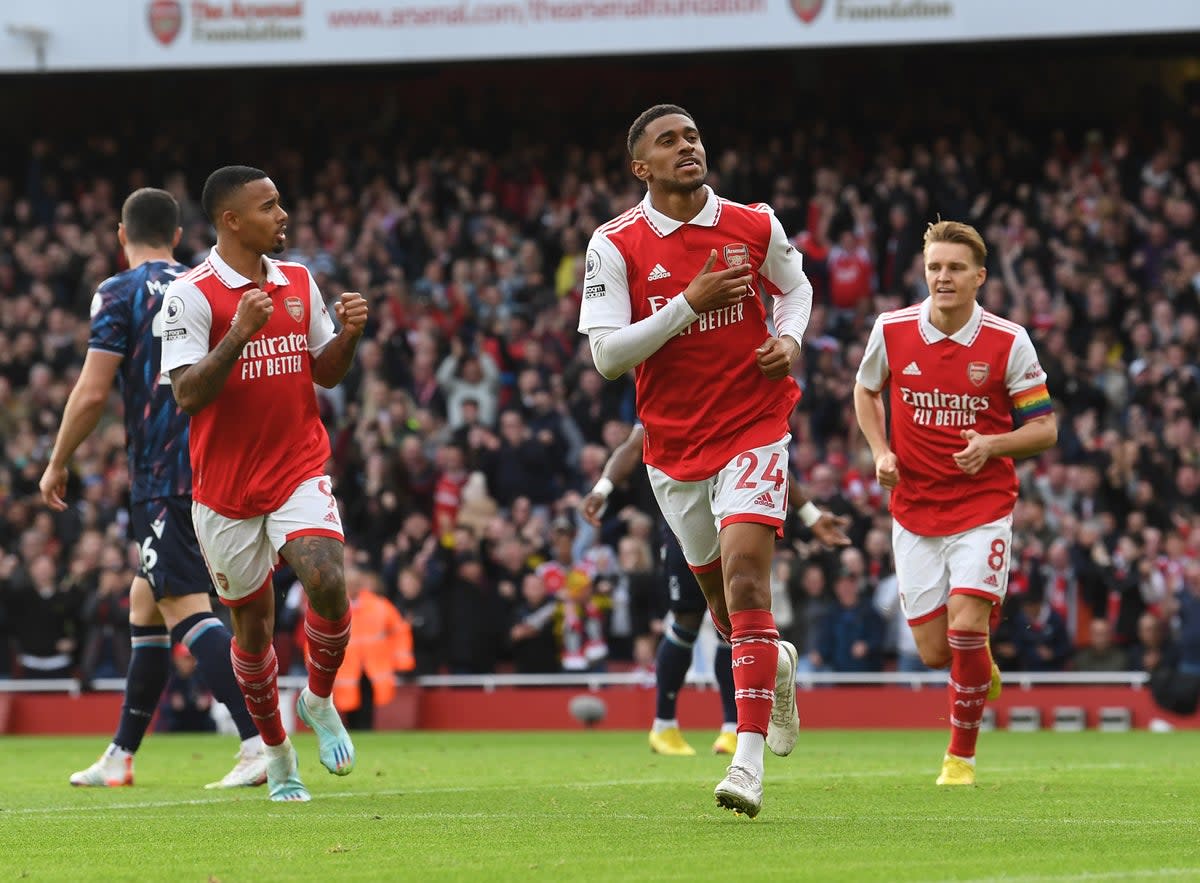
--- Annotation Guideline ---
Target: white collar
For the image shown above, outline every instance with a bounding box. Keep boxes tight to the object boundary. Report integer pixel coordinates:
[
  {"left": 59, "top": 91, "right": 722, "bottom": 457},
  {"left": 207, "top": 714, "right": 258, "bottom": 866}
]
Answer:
[
  {"left": 641, "top": 185, "right": 721, "bottom": 237},
  {"left": 207, "top": 247, "right": 290, "bottom": 289},
  {"left": 918, "top": 297, "right": 982, "bottom": 345}
]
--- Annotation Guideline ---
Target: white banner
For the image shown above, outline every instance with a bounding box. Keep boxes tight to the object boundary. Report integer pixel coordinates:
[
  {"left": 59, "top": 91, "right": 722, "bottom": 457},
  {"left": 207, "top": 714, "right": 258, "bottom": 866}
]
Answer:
[{"left": 1, "top": 0, "right": 1197, "bottom": 72}]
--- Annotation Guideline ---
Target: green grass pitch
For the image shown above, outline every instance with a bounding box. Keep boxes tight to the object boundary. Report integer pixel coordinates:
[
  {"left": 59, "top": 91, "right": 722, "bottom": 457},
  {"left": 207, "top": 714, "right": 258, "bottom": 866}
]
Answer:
[{"left": 2, "top": 730, "right": 1198, "bottom": 882}]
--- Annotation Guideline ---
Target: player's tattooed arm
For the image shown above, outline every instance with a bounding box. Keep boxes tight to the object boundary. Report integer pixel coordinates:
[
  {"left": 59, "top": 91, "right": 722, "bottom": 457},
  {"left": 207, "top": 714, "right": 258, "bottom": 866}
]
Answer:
[
  {"left": 169, "top": 288, "right": 271, "bottom": 414},
  {"left": 169, "top": 330, "right": 251, "bottom": 414}
]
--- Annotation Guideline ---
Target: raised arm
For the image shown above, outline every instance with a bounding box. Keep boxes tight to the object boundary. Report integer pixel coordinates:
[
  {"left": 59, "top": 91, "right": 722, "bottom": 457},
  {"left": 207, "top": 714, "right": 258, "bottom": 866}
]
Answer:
[
  {"left": 310, "top": 292, "right": 367, "bottom": 388},
  {"left": 169, "top": 287, "right": 272, "bottom": 415}
]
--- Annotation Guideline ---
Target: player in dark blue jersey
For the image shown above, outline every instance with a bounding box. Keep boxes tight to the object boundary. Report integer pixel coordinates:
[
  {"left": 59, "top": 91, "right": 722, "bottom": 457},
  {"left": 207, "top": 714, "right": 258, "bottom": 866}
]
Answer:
[
  {"left": 579, "top": 424, "right": 850, "bottom": 756},
  {"left": 39, "top": 188, "right": 266, "bottom": 789}
]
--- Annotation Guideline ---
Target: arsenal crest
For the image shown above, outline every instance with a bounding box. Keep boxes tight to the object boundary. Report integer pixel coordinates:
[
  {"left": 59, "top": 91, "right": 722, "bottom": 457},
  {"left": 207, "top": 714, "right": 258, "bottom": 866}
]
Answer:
[
  {"left": 790, "top": 0, "right": 823, "bottom": 24},
  {"left": 968, "top": 361, "right": 990, "bottom": 387},
  {"left": 147, "top": 0, "right": 182, "bottom": 46},
  {"left": 723, "top": 243, "right": 750, "bottom": 268},
  {"left": 285, "top": 296, "right": 305, "bottom": 322}
]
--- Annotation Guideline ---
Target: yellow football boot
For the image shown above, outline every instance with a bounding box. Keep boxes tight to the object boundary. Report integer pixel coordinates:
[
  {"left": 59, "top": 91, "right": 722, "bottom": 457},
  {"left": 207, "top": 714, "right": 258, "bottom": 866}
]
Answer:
[
  {"left": 649, "top": 727, "right": 697, "bottom": 756},
  {"left": 711, "top": 731, "right": 737, "bottom": 755},
  {"left": 936, "top": 753, "right": 976, "bottom": 786}
]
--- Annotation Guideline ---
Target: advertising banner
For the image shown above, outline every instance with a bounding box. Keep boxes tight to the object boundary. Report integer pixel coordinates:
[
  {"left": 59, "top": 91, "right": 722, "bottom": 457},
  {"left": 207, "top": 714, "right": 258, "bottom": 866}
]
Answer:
[{"left": 1, "top": 0, "right": 1197, "bottom": 72}]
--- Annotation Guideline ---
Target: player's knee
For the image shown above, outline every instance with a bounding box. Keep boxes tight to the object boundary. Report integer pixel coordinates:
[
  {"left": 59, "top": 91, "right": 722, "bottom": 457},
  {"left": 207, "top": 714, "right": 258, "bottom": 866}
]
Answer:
[
  {"left": 919, "top": 646, "right": 952, "bottom": 669},
  {"left": 306, "top": 579, "right": 349, "bottom": 620},
  {"left": 232, "top": 619, "right": 273, "bottom": 655},
  {"left": 724, "top": 567, "right": 770, "bottom": 608}
]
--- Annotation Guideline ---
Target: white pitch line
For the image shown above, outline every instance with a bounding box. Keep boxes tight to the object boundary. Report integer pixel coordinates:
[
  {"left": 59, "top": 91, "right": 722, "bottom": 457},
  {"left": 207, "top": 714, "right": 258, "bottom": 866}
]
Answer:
[
  {"left": 951, "top": 870, "right": 1200, "bottom": 883},
  {"left": 0, "top": 761, "right": 1163, "bottom": 817}
]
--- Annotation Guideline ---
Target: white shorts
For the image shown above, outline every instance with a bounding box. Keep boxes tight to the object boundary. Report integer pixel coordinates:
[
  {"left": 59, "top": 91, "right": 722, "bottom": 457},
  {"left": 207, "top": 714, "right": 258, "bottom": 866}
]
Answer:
[
  {"left": 892, "top": 514, "right": 1012, "bottom": 625},
  {"left": 192, "top": 475, "right": 344, "bottom": 605},
  {"left": 647, "top": 434, "right": 790, "bottom": 573}
]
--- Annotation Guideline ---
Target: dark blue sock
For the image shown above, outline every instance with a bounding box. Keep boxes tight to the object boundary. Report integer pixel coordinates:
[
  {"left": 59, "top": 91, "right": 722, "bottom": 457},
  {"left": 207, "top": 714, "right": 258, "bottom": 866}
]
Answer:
[
  {"left": 171, "top": 613, "right": 258, "bottom": 741},
  {"left": 655, "top": 621, "right": 698, "bottom": 721},
  {"left": 114, "top": 625, "right": 170, "bottom": 753},
  {"left": 712, "top": 640, "right": 737, "bottom": 725}
]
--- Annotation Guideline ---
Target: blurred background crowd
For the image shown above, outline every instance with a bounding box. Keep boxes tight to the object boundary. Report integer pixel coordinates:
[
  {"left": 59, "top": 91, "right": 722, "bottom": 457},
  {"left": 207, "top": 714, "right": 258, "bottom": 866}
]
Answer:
[{"left": 2, "top": 51, "right": 1199, "bottom": 689}]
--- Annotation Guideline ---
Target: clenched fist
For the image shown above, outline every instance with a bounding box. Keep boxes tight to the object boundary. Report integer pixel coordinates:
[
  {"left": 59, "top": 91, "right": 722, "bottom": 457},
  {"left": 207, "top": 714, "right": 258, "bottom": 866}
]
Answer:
[
  {"left": 232, "top": 288, "right": 273, "bottom": 339},
  {"left": 756, "top": 336, "right": 799, "bottom": 380},
  {"left": 335, "top": 291, "right": 368, "bottom": 337}
]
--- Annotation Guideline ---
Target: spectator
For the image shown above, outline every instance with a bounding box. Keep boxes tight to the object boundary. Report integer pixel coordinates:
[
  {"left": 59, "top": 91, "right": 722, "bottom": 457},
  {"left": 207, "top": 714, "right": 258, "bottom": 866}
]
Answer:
[
  {"left": 1072, "top": 619, "right": 1130, "bottom": 672},
  {"left": 436, "top": 336, "right": 500, "bottom": 429},
  {"left": 994, "top": 592, "right": 1073, "bottom": 672},
  {"left": 393, "top": 566, "right": 443, "bottom": 676},
  {"left": 156, "top": 646, "right": 217, "bottom": 733},
  {"left": 7, "top": 554, "right": 83, "bottom": 679},
  {"left": 791, "top": 562, "right": 832, "bottom": 673},
  {"left": 509, "top": 572, "right": 560, "bottom": 674},
  {"left": 816, "top": 568, "right": 885, "bottom": 673},
  {"left": 1128, "top": 612, "right": 1170, "bottom": 673}
]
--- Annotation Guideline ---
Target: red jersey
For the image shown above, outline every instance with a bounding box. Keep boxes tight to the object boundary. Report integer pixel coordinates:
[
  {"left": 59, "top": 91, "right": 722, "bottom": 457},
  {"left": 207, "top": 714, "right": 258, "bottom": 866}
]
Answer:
[
  {"left": 856, "top": 299, "right": 1052, "bottom": 536},
  {"left": 578, "top": 187, "right": 809, "bottom": 481},
  {"left": 827, "top": 244, "right": 873, "bottom": 309},
  {"left": 160, "top": 249, "right": 337, "bottom": 519}
]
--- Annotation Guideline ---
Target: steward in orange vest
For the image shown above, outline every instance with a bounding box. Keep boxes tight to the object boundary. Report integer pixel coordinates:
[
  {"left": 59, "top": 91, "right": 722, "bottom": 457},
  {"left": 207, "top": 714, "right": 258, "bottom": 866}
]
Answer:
[{"left": 331, "top": 571, "right": 415, "bottom": 718}]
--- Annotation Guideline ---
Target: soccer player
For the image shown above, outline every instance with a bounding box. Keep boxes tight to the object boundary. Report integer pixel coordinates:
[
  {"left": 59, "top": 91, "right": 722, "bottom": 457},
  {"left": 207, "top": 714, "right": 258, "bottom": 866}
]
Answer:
[
  {"left": 580, "top": 424, "right": 850, "bottom": 758},
  {"left": 161, "top": 166, "right": 366, "bottom": 802},
  {"left": 853, "top": 220, "right": 1057, "bottom": 785},
  {"left": 578, "top": 104, "right": 814, "bottom": 817},
  {"left": 39, "top": 188, "right": 267, "bottom": 789},
  {"left": 42, "top": 189, "right": 270, "bottom": 791}
]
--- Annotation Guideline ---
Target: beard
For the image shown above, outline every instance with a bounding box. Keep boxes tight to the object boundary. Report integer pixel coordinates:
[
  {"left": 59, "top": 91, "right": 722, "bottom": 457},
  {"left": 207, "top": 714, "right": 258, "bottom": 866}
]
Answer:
[
  {"left": 661, "top": 173, "right": 706, "bottom": 195},
  {"left": 271, "top": 239, "right": 286, "bottom": 255}
]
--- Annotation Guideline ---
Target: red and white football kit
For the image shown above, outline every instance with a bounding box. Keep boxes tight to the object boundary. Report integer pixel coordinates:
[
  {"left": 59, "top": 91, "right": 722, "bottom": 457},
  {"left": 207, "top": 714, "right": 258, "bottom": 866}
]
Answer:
[
  {"left": 856, "top": 298, "right": 1053, "bottom": 623},
  {"left": 161, "top": 249, "right": 342, "bottom": 604},
  {"left": 579, "top": 186, "right": 812, "bottom": 570}
]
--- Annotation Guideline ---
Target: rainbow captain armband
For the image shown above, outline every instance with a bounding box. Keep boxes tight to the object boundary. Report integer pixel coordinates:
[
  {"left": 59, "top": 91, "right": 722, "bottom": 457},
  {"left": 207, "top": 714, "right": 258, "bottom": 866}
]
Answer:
[{"left": 1012, "top": 384, "right": 1053, "bottom": 422}]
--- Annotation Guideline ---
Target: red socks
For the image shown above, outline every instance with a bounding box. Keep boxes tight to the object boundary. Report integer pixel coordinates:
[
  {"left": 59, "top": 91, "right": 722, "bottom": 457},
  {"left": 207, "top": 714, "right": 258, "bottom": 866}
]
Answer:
[
  {"left": 729, "top": 609, "right": 780, "bottom": 737},
  {"left": 230, "top": 641, "right": 286, "bottom": 746},
  {"left": 304, "top": 608, "right": 351, "bottom": 699},
  {"left": 947, "top": 629, "right": 991, "bottom": 758}
]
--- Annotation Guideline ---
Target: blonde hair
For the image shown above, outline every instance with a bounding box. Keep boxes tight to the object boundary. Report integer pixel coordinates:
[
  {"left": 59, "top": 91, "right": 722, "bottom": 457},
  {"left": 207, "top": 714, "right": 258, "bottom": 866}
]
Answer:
[{"left": 923, "top": 220, "right": 987, "bottom": 267}]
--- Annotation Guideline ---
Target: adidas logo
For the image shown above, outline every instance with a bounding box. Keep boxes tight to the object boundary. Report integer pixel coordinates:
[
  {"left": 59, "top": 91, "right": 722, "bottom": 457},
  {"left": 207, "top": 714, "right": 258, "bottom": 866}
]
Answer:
[
  {"left": 647, "top": 263, "right": 671, "bottom": 281},
  {"left": 982, "top": 574, "right": 999, "bottom": 587},
  {"left": 752, "top": 491, "right": 775, "bottom": 508},
  {"left": 902, "top": 361, "right": 922, "bottom": 376}
]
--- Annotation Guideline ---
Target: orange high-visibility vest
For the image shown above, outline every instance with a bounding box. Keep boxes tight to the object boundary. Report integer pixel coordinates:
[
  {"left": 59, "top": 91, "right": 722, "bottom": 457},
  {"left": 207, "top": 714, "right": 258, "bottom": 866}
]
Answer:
[{"left": 330, "top": 592, "right": 415, "bottom": 712}]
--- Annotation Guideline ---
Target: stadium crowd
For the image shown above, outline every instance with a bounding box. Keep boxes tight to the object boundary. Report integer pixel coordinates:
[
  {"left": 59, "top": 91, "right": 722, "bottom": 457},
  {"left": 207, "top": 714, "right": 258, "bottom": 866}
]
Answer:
[{"left": 2, "top": 79, "right": 1200, "bottom": 688}]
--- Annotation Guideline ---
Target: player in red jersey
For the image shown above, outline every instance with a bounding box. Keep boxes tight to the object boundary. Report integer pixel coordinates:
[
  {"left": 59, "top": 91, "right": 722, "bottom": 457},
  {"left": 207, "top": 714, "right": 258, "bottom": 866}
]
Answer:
[
  {"left": 161, "top": 166, "right": 367, "bottom": 802},
  {"left": 853, "top": 220, "right": 1057, "bottom": 785},
  {"left": 578, "top": 104, "right": 814, "bottom": 817}
]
